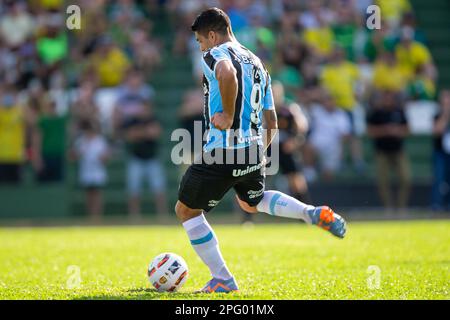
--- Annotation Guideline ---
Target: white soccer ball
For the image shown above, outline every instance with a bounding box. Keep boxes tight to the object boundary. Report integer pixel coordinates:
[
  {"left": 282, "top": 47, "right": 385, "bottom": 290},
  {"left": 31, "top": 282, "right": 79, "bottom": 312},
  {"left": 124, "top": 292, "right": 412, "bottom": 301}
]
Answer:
[{"left": 147, "top": 252, "right": 189, "bottom": 292}]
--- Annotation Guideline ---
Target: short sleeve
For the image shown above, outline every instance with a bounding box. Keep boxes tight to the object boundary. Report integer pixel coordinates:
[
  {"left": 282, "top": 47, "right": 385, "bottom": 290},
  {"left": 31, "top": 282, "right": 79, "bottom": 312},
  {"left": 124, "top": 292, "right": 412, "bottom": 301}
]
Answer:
[
  {"left": 263, "top": 75, "right": 275, "bottom": 110},
  {"left": 203, "top": 47, "right": 231, "bottom": 76}
]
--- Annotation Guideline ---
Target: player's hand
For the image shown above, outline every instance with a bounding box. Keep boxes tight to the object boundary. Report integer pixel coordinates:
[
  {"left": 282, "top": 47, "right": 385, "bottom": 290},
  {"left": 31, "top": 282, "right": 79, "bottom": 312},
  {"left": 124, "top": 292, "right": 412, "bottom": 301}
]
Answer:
[{"left": 211, "top": 112, "right": 233, "bottom": 130}]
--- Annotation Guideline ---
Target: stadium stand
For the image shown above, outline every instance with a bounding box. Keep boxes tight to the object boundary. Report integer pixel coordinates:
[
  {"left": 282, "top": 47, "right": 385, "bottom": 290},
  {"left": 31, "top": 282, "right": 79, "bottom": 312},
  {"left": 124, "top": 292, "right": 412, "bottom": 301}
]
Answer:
[{"left": 0, "top": 0, "right": 449, "bottom": 219}]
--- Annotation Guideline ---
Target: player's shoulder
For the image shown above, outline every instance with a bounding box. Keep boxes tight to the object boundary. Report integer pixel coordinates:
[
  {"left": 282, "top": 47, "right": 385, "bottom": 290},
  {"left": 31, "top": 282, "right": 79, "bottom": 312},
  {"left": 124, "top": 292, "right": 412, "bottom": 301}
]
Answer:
[
  {"left": 204, "top": 42, "right": 231, "bottom": 58},
  {"left": 202, "top": 44, "right": 232, "bottom": 70}
]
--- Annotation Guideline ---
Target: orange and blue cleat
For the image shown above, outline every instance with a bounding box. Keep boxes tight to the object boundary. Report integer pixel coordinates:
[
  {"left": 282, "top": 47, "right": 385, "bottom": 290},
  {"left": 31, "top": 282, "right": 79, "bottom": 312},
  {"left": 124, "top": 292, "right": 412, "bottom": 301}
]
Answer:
[
  {"left": 196, "top": 277, "right": 239, "bottom": 293},
  {"left": 307, "top": 206, "right": 347, "bottom": 238}
]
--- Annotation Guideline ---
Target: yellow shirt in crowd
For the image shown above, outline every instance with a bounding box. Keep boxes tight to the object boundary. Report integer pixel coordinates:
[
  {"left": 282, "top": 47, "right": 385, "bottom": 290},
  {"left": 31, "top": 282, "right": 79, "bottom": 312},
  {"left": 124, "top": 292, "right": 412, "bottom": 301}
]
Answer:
[
  {"left": 320, "top": 62, "right": 360, "bottom": 110},
  {"left": 372, "top": 61, "right": 410, "bottom": 92},
  {"left": 376, "top": 0, "right": 412, "bottom": 24},
  {"left": 395, "top": 41, "right": 432, "bottom": 77},
  {"left": 30, "top": 0, "right": 64, "bottom": 9},
  {"left": 303, "top": 27, "right": 334, "bottom": 57},
  {"left": 91, "top": 48, "right": 130, "bottom": 87},
  {"left": 0, "top": 105, "right": 25, "bottom": 163}
]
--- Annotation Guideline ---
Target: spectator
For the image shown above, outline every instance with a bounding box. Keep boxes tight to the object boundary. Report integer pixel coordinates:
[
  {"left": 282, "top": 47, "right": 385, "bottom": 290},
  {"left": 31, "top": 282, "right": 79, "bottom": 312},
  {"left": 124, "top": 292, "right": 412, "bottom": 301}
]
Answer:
[
  {"left": 235, "top": 10, "right": 275, "bottom": 62},
  {"left": 227, "top": 0, "right": 252, "bottom": 32},
  {"left": 320, "top": 46, "right": 365, "bottom": 172},
  {"left": 395, "top": 26, "right": 435, "bottom": 82},
  {"left": 372, "top": 50, "right": 409, "bottom": 93},
  {"left": 299, "top": 0, "right": 335, "bottom": 30},
  {"left": 271, "top": 81, "right": 311, "bottom": 202},
  {"left": 35, "top": 12, "right": 68, "bottom": 88},
  {"left": 109, "top": 0, "right": 145, "bottom": 28},
  {"left": 363, "top": 20, "right": 397, "bottom": 63},
  {"left": 302, "top": 16, "right": 335, "bottom": 60},
  {"left": 297, "top": 58, "right": 321, "bottom": 106},
  {"left": 331, "top": 2, "right": 360, "bottom": 61},
  {"left": 88, "top": 36, "right": 130, "bottom": 88},
  {"left": 320, "top": 46, "right": 360, "bottom": 115},
  {"left": 375, "top": 0, "right": 412, "bottom": 28},
  {"left": 367, "top": 90, "right": 411, "bottom": 212},
  {"left": 113, "top": 68, "right": 155, "bottom": 136},
  {"left": 303, "top": 91, "right": 351, "bottom": 181},
  {"left": 399, "top": 12, "right": 426, "bottom": 44},
  {"left": 122, "top": 104, "right": 168, "bottom": 218},
  {"left": 178, "top": 84, "right": 205, "bottom": 168},
  {"left": 128, "top": 28, "right": 162, "bottom": 74},
  {"left": 431, "top": 90, "right": 450, "bottom": 212},
  {"left": 70, "top": 79, "right": 101, "bottom": 138},
  {"left": 0, "top": 1, "right": 34, "bottom": 49},
  {"left": 72, "top": 120, "right": 110, "bottom": 221},
  {"left": 406, "top": 65, "right": 436, "bottom": 101},
  {"left": 36, "top": 12, "right": 67, "bottom": 65},
  {"left": 0, "top": 85, "right": 27, "bottom": 184},
  {"left": 31, "top": 99, "right": 67, "bottom": 183}
]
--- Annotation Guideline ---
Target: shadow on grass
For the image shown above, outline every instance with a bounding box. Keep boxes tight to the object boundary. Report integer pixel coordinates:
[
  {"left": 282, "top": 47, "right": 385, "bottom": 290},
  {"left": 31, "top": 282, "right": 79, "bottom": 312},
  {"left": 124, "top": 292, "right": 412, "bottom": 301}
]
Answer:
[{"left": 74, "top": 287, "right": 247, "bottom": 300}]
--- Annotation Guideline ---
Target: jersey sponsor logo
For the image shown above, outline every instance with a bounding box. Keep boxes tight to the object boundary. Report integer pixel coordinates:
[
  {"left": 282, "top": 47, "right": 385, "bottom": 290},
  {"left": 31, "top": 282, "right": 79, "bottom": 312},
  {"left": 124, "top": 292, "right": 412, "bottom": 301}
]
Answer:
[
  {"left": 208, "top": 200, "right": 219, "bottom": 207},
  {"left": 247, "top": 188, "right": 264, "bottom": 199},
  {"left": 237, "top": 134, "right": 261, "bottom": 144},
  {"left": 232, "top": 163, "right": 263, "bottom": 177}
]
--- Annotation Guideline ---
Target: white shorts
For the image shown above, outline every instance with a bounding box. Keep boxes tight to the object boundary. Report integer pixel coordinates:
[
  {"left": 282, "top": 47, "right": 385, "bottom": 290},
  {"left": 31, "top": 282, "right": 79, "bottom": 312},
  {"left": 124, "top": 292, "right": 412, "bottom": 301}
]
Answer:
[
  {"left": 127, "top": 157, "right": 167, "bottom": 196},
  {"left": 310, "top": 139, "right": 342, "bottom": 172}
]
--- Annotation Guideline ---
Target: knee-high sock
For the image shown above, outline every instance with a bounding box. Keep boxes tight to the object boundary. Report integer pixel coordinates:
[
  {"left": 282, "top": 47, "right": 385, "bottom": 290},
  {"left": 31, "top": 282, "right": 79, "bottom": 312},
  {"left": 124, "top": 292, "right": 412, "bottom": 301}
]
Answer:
[
  {"left": 182, "top": 214, "right": 232, "bottom": 280},
  {"left": 256, "top": 190, "right": 314, "bottom": 224}
]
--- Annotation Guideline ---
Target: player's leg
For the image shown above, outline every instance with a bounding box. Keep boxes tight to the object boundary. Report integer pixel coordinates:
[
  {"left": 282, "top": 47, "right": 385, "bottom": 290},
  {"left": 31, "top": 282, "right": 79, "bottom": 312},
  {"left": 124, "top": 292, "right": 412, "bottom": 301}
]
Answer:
[
  {"left": 234, "top": 173, "right": 346, "bottom": 238},
  {"left": 176, "top": 164, "right": 238, "bottom": 293}
]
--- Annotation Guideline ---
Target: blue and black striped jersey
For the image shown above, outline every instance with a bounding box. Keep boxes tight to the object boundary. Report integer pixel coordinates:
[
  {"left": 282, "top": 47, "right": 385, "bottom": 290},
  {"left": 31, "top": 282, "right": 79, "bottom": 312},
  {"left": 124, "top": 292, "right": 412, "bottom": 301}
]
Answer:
[{"left": 201, "top": 40, "right": 274, "bottom": 152}]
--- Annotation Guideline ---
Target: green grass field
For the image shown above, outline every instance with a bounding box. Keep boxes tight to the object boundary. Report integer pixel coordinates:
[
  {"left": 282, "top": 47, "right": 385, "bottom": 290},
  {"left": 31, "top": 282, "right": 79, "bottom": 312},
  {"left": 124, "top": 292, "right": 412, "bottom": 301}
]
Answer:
[{"left": 0, "top": 220, "right": 449, "bottom": 300}]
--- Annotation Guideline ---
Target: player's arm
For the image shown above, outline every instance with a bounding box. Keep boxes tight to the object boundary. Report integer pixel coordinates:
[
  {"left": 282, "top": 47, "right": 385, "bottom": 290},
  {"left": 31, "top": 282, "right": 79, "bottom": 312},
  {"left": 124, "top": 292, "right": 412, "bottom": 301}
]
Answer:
[
  {"left": 262, "top": 74, "right": 277, "bottom": 152},
  {"left": 211, "top": 60, "right": 238, "bottom": 130},
  {"left": 263, "top": 109, "right": 278, "bottom": 152}
]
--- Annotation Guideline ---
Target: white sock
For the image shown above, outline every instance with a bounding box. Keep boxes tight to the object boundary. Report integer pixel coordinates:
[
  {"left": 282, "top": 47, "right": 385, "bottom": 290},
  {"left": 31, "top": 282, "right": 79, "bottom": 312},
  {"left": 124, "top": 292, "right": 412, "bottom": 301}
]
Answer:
[
  {"left": 182, "top": 214, "right": 233, "bottom": 280},
  {"left": 256, "top": 190, "right": 314, "bottom": 224}
]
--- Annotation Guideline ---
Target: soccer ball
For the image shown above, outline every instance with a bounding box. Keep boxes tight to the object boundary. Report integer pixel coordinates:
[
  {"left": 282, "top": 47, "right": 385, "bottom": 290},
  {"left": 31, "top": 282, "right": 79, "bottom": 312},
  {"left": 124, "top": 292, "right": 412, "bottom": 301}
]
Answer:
[{"left": 147, "top": 252, "right": 189, "bottom": 292}]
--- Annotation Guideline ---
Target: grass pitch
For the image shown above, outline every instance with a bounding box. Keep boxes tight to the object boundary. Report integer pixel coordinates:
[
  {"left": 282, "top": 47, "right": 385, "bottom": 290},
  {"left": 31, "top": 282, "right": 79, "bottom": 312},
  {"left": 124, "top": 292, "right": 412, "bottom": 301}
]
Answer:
[{"left": 0, "top": 219, "right": 449, "bottom": 300}]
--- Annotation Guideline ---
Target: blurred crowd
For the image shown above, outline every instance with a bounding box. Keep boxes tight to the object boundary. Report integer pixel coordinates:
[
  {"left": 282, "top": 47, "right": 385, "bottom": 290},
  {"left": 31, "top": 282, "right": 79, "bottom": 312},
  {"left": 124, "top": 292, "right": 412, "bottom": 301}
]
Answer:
[
  {"left": 0, "top": 0, "right": 449, "bottom": 217},
  {"left": 0, "top": 0, "right": 166, "bottom": 220}
]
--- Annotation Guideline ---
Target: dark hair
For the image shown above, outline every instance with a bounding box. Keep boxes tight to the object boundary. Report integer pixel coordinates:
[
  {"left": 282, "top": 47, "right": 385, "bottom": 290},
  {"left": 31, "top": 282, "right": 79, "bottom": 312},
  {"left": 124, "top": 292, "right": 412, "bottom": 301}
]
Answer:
[{"left": 191, "top": 7, "right": 231, "bottom": 36}]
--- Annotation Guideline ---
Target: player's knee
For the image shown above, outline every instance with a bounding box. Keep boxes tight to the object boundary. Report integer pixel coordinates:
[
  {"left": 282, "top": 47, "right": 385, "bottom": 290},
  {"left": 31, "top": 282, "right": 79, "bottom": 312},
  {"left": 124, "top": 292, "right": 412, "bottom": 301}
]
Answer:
[
  {"left": 236, "top": 196, "right": 258, "bottom": 214},
  {"left": 174, "top": 201, "right": 186, "bottom": 220},
  {"left": 175, "top": 201, "right": 198, "bottom": 222}
]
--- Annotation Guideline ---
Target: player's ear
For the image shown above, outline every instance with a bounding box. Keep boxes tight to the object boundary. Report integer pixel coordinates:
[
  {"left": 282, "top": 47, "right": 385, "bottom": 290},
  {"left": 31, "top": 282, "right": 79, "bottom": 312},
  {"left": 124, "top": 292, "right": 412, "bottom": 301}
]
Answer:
[{"left": 208, "top": 31, "right": 215, "bottom": 44}]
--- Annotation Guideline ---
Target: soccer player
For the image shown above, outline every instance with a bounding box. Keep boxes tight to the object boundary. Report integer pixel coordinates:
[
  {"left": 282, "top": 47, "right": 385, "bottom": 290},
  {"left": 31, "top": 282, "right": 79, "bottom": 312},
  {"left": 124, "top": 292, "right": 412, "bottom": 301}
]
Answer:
[{"left": 175, "top": 8, "right": 347, "bottom": 293}]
